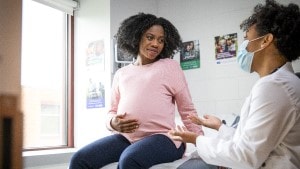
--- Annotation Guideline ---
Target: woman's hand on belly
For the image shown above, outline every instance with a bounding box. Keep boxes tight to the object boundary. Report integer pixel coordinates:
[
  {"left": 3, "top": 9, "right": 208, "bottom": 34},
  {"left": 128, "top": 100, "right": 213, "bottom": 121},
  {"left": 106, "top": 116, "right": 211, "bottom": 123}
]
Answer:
[{"left": 111, "top": 112, "right": 139, "bottom": 133}]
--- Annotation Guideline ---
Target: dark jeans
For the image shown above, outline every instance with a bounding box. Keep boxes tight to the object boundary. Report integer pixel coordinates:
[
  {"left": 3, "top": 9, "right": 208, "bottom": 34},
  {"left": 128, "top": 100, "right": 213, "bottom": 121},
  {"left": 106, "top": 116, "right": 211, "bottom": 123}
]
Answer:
[{"left": 69, "top": 134, "right": 185, "bottom": 169}]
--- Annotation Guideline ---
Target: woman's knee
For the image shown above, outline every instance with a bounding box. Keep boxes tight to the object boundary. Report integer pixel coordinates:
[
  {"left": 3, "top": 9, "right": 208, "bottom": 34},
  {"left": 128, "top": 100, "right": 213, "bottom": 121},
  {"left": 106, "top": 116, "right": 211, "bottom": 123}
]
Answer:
[
  {"left": 69, "top": 151, "right": 88, "bottom": 168},
  {"left": 70, "top": 149, "right": 108, "bottom": 169},
  {"left": 118, "top": 154, "right": 145, "bottom": 169}
]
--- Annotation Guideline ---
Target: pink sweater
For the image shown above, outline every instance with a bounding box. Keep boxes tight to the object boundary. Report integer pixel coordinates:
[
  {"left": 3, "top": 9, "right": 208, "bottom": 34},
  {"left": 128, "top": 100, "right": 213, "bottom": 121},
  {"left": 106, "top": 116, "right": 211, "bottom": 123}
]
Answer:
[{"left": 107, "top": 58, "right": 203, "bottom": 148}]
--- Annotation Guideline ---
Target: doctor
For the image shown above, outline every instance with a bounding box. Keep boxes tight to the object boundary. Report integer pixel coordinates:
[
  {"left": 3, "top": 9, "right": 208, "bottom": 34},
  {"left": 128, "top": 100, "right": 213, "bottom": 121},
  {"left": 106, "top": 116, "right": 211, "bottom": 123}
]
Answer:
[{"left": 169, "top": 0, "right": 300, "bottom": 168}]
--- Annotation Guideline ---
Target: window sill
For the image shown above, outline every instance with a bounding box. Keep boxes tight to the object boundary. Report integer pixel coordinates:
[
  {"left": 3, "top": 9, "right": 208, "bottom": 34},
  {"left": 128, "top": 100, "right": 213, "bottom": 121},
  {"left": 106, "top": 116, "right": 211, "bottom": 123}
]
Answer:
[{"left": 23, "top": 148, "right": 77, "bottom": 168}]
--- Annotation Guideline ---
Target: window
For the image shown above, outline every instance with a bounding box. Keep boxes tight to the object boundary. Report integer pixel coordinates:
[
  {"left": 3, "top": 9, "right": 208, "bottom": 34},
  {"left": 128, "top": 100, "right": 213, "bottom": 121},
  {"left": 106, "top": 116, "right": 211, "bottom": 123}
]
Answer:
[{"left": 21, "top": 0, "right": 74, "bottom": 150}]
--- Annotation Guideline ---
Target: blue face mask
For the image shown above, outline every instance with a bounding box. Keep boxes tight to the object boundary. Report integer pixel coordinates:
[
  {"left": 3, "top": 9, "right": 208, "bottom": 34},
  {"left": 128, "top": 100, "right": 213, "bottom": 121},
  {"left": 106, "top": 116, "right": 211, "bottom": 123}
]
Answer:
[{"left": 237, "top": 36, "right": 265, "bottom": 73}]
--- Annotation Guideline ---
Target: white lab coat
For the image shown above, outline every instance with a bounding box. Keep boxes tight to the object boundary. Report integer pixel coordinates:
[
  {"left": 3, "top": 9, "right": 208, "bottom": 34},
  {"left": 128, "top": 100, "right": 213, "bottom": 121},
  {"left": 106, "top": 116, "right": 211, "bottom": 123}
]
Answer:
[{"left": 196, "top": 62, "right": 300, "bottom": 169}]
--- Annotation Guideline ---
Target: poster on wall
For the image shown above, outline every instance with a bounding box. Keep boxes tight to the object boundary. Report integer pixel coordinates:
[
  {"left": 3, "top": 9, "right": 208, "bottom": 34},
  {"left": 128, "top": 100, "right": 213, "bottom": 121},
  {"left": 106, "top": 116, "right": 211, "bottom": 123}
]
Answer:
[
  {"left": 86, "top": 75, "right": 105, "bottom": 109},
  {"left": 215, "top": 33, "right": 238, "bottom": 64},
  {"left": 180, "top": 40, "right": 200, "bottom": 70},
  {"left": 86, "top": 40, "right": 105, "bottom": 71},
  {"left": 85, "top": 39, "right": 106, "bottom": 109}
]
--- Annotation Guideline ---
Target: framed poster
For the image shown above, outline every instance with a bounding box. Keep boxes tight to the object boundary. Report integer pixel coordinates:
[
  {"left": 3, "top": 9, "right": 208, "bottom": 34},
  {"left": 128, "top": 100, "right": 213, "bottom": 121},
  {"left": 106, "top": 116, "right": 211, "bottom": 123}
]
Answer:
[
  {"left": 86, "top": 76, "right": 105, "bottom": 109},
  {"left": 86, "top": 40, "right": 105, "bottom": 70},
  {"left": 180, "top": 40, "right": 200, "bottom": 70},
  {"left": 215, "top": 33, "right": 238, "bottom": 64}
]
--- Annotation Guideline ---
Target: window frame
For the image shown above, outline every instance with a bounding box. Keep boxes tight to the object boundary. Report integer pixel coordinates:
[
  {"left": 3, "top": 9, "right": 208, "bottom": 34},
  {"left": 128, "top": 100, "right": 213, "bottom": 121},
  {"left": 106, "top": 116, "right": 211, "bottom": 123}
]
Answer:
[{"left": 22, "top": 14, "right": 74, "bottom": 151}]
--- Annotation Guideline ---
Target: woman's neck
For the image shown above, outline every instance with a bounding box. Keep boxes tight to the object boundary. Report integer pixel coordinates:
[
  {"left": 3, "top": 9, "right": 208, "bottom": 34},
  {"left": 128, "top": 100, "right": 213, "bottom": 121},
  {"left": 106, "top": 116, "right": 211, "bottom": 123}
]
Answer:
[
  {"left": 258, "top": 54, "right": 287, "bottom": 77},
  {"left": 134, "top": 55, "right": 158, "bottom": 66}
]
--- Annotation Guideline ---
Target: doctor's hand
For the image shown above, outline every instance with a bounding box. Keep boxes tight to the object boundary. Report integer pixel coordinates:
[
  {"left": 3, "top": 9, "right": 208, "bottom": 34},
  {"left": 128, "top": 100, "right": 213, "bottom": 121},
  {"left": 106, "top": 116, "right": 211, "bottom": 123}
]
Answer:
[
  {"left": 188, "top": 114, "right": 222, "bottom": 131},
  {"left": 168, "top": 125, "right": 199, "bottom": 145},
  {"left": 110, "top": 113, "right": 139, "bottom": 133}
]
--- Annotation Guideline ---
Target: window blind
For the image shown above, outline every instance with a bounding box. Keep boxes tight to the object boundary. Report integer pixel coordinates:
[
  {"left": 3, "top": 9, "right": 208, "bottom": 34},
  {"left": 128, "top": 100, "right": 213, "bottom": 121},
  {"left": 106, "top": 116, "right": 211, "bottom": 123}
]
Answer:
[{"left": 33, "top": 0, "right": 78, "bottom": 15}]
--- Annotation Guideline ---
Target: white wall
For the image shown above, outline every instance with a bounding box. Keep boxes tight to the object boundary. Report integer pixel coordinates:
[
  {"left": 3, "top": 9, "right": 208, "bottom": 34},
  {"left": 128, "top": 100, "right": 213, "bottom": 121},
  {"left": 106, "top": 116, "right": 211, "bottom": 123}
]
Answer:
[
  {"left": 110, "top": 0, "right": 158, "bottom": 37},
  {"left": 74, "top": 0, "right": 111, "bottom": 148}
]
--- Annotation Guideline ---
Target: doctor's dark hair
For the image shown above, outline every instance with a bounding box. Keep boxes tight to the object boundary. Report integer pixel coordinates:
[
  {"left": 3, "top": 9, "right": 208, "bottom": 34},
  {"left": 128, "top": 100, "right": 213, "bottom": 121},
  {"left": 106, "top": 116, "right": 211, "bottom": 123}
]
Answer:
[
  {"left": 115, "top": 13, "right": 182, "bottom": 59},
  {"left": 240, "top": 0, "right": 300, "bottom": 61}
]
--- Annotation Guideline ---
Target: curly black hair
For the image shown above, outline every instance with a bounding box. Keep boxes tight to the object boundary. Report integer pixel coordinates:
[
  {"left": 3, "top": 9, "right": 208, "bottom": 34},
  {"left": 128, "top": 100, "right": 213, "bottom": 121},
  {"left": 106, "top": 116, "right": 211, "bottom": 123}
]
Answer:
[
  {"left": 115, "top": 13, "right": 182, "bottom": 59},
  {"left": 240, "top": 0, "right": 300, "bottom": 61}
]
